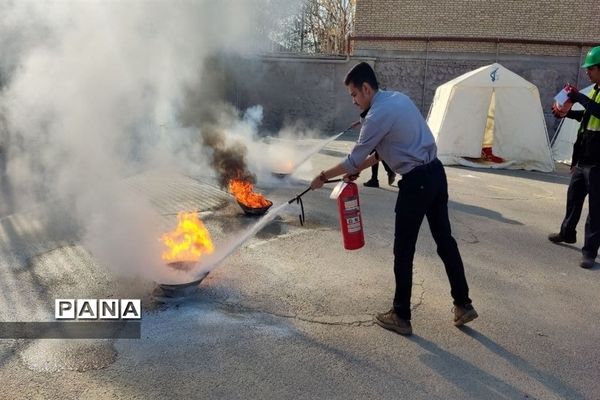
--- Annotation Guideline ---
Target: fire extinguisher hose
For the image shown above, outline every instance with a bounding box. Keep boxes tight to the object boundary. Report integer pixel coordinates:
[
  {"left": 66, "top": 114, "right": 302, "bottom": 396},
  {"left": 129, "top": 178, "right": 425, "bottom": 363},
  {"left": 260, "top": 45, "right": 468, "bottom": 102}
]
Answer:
[{"left": 287, "top": 179, "right": 342, "bottom": 226}]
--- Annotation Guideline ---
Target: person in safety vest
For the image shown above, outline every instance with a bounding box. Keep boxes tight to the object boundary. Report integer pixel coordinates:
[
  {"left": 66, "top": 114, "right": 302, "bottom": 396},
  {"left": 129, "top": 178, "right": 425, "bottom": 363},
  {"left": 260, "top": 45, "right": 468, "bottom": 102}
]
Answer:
[
  {"left": 549, "top": 46, "right": 600, "bottom": 269},
  {"left": 310, "top": 62, "right": 477, "bottom": 335}
]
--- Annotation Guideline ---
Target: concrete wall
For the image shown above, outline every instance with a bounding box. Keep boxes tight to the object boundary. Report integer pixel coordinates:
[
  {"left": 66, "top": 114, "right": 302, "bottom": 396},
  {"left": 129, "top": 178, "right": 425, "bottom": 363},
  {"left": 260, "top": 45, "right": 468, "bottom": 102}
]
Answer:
[
  {"left": 224, "top": 55, "right": 365, "bottom": 134},
  {"left": 226, "top": 53, "right": 586, "bottom": 136}
]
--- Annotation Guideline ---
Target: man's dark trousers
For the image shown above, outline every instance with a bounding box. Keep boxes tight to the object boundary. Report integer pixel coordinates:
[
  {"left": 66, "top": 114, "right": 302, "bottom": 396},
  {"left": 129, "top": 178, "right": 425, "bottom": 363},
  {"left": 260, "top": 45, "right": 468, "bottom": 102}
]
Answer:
[
  {"left": 393, "top": 158, "right": 471, "bottom": 320},
  {"left": 560, "top": 165, "right": 600, "bottom": 259}
]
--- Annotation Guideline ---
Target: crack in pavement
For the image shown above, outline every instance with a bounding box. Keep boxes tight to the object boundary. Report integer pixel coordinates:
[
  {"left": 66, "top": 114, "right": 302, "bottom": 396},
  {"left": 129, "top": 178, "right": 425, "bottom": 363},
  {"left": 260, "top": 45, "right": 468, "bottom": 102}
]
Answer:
[
  {"left": 411, "top": 279, "right": 425, "bottom": 313},
  {"left": 214, "top": 300, "right": 377, "bottom": 327},
  {"left": 155, "top": 279, "right": 427, "bottom": 328},
  {"left": 209, "top": 287, "right": 427, "bottom": 328}
]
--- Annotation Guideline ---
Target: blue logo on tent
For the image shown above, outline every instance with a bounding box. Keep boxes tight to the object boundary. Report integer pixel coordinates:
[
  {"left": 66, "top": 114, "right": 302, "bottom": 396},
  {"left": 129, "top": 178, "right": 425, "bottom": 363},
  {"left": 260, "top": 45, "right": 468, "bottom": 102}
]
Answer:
[{"left": 490, "top": 68, "right": 499, "bottom": 82}]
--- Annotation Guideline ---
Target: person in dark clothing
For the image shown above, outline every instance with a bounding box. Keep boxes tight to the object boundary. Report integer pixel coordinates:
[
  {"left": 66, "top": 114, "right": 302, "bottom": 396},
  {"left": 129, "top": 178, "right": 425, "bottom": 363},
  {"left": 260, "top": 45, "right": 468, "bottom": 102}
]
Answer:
[
  {"left": 549, "top": 46, "right": 600, "bottom": 269},
  {"left": 310, "top": 62, "right": 477, "bottom": 335},
  {"left": 364, "top": 150, "right": 396, "bottom": 187}
]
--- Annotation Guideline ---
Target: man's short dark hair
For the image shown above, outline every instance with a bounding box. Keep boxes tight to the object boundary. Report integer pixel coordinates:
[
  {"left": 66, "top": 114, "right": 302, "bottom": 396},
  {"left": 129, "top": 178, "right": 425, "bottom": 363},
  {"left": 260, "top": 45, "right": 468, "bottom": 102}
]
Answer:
[{"left": 344, "top": 62, "right": 379, "bottom": 90}]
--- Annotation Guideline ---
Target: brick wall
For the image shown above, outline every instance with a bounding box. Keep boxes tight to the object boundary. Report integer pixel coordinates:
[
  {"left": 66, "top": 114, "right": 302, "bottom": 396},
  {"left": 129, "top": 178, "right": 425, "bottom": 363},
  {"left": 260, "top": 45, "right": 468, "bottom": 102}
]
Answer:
[{"left": 354, "top": 0, "right": 599, "bottom": 55}]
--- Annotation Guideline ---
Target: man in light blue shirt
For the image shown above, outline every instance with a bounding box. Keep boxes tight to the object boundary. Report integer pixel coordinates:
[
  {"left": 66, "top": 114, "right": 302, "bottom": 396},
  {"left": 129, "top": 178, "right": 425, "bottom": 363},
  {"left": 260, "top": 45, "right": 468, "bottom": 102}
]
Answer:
[{"left": 310, "top": 62, "right": 477, "bottom": 335}]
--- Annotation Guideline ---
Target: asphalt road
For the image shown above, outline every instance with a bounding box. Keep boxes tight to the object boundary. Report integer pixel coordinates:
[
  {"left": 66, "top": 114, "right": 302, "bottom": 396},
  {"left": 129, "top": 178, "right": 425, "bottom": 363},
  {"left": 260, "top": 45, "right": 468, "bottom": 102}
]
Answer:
[{"left": 0, "top": 138, "right": 598, "bottom": 400}]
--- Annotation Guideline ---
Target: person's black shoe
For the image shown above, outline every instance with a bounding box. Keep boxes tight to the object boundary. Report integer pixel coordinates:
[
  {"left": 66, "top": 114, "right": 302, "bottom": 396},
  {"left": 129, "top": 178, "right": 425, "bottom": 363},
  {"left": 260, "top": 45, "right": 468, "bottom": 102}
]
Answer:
[
  {"left": 375, "top": 309, "right": 412, "bottom": 335},
  {"left": 387, "top": 172, "right": 396, "bottom": 186},
  {"left": 453, "top": 303, "right": 478, "bottom": 327},
  {"left": 363, "top": 179, "right": 379, "bottom": 188},
  {"left": 548, "top": 232, "right": 576, "bottom": 244},
  {"left": 580, "top": 256, "right": 595, "bottom": 269}
]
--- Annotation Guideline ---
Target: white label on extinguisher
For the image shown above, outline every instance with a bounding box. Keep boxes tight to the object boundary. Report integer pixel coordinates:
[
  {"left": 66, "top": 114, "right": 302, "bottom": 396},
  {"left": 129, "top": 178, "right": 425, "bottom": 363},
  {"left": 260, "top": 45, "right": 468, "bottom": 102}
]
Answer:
[
  {"left": 344, "top": 199, "right": 359, "bottom": 211},
  {"left": 346, "top": 216, "right": 362, "bottom": 233}
]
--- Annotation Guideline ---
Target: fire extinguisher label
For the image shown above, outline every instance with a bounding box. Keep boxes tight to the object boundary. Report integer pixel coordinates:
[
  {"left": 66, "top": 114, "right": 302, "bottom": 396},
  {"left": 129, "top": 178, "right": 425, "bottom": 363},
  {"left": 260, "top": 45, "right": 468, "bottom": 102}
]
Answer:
[
  {"left": 346, "top": 216, "right": 361, "bottom": 233},
  {"left": 344, "top": 199, "right": 359, "bottom": 211}
]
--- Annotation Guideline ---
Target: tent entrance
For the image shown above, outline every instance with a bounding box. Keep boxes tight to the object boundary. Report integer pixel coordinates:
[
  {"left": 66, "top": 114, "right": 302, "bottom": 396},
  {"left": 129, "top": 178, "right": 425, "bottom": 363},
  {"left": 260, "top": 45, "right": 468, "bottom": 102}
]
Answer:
[{"left": 464, "top": 90, "right": 505, "bottom": 164}]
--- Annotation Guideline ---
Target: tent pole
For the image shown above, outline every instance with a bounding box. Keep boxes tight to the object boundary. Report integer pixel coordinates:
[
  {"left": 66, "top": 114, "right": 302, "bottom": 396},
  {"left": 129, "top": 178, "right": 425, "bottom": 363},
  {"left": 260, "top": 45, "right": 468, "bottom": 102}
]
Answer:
[{"left": 550, "top": 119, "right": 564, "bottom": 147}]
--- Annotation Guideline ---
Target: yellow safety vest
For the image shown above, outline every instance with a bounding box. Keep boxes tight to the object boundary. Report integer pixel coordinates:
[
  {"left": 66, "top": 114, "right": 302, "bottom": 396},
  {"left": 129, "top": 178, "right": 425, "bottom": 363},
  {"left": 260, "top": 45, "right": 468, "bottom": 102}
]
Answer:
[{"left": 585, "top": 86, "right": 600, "bottom": 132}]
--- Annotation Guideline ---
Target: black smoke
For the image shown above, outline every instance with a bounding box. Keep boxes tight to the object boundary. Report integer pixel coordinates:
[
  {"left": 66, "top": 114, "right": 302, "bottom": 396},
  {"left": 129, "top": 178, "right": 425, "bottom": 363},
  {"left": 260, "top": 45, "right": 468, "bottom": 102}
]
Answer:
[
  {"left": 200, "top": 115, "right": 255, "bottom": 188},
  {"left": 180, "top": 56, "right": 256, "bottom": 189}
]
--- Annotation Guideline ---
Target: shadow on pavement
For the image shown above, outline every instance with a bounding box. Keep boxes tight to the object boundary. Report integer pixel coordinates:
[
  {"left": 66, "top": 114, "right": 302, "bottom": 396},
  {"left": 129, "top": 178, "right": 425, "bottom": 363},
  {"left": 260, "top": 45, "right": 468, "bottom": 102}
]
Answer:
[
  {"left": 447, "top": 165, "right": 571, "bottom": 186},
  {"left": 449, "top": 200, "right": 523, "bottom": 225},
  {"left": 554, "top": 242, "right": 581, "bottom": 252},
  {"left": 549, "top": 241, "right": 600, "bottom": 270},
  {"left": 97, "top": 306, "right": 432, "bottom": 399},
  {"left": 0, "top": 342, "right": 19, "bottom": 369},
  {"left": 458, "top": 326, "right": 586, "bottom": 399},
  {"left": 409, "top": 334, "right": 528, "bottom": 399}
]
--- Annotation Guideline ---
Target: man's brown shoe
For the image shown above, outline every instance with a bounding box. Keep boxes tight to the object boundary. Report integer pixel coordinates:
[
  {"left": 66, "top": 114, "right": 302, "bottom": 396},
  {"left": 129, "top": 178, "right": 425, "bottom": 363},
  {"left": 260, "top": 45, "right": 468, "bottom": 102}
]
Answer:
[
  {"left": 453, "top": 304, "right": 478, "bottom": 327},
  {"left": 375, "top": 309, "right": 412, "bottom": 335}
]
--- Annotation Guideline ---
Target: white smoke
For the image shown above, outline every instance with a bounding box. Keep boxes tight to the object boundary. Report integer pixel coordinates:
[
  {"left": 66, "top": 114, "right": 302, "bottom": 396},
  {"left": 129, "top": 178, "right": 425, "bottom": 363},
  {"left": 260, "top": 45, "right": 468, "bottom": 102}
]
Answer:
[
  {"left": 0, "top": 0, "right": 298, "bottom": 282},
  {"left": 201, "top": 103, "right": 334, "bottom": 188}
]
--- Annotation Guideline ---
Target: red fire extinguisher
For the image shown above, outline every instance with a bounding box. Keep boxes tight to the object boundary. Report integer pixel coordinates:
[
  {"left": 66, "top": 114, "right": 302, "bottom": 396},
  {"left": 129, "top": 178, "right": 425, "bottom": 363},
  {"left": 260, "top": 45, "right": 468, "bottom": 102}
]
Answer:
[{"left": 336, "top": 182, "right": 365, "bottom": 250}]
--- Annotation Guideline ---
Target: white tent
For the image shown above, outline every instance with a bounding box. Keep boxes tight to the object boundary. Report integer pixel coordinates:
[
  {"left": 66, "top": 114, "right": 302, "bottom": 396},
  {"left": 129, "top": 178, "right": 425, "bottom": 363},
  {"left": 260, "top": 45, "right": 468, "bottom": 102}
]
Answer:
[
  {"left": 427, "top": 63, "right": 554, "bottom": 172},
  {"left": 551, "top": 84, "right": 595, "bottom": 165}
]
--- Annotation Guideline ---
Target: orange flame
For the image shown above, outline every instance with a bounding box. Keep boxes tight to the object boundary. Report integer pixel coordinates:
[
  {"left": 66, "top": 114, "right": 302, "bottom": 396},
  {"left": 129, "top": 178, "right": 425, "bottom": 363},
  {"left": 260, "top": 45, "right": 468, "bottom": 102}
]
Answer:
[
  {"left": 228, "top": 178, "right": 271, "bottom": 208},
  {"left": 161, "top": 212, "right": 214, "bottom": 263}
]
